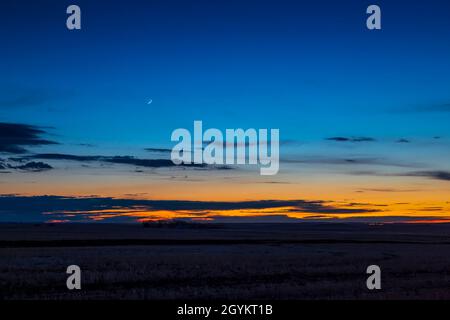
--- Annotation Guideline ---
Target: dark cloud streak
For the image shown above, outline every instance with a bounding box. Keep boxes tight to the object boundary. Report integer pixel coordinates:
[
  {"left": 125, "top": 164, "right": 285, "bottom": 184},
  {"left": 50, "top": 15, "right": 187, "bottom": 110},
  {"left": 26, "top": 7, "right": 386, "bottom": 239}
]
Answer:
[
  {"left": 144, "top": 148, "right": 172, "bottom": 153},
  {"left": 9, "top": 161, "right": 53, "bottom": 172},
  {"left": 0, "top": 123, "right": 57, "bottom": 154},
  {"left": 24, "top": 153, "right": 232, "bottom": 170},
  {"left": 326, "top": 136, "right": 376, "bottom": 142}
]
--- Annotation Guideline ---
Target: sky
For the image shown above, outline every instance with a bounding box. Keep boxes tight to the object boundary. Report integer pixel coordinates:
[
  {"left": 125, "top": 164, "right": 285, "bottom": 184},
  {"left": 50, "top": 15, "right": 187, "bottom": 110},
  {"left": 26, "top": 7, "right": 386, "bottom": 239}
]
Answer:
[{"left": 1, "top": 0, "right": 450, "bottom": 223}]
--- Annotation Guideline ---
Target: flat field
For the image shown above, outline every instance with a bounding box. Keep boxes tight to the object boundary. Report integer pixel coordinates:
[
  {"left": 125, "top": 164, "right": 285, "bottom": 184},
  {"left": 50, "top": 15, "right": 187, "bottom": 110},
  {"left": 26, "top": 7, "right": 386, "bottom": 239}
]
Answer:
[{"left": 1, "top": 223, "right": 450, "bottom": 299}]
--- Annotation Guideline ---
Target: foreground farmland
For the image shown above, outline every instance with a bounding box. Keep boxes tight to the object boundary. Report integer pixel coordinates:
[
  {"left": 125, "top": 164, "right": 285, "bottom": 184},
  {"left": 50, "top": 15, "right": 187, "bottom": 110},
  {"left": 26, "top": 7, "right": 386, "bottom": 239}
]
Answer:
[{"left": 1, "top": 223, "right": 450, "bottom": 299}]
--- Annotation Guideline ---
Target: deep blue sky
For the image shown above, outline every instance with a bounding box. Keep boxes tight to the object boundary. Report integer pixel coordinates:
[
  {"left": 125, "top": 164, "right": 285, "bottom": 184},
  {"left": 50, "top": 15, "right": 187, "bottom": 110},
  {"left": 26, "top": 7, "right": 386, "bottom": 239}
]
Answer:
[{"left": 2, "top": 0, "right": 450, "bottom": 151}]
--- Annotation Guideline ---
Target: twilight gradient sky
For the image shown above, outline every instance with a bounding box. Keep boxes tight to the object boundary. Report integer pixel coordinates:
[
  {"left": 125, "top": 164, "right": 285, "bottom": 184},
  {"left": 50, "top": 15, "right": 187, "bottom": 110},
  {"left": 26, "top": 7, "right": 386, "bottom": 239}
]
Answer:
[{"left": 1, "top": 0, "right": 450, "bottom": 223}]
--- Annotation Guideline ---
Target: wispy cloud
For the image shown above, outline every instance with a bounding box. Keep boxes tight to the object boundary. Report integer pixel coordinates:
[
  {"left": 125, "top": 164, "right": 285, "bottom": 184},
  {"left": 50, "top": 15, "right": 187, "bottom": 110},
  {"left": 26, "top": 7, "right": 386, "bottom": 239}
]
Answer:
[
  {"left": 346, "top": 169, "right": 450, "bottom": 182},
  {"left": 26, "top": 153, "right": 205, "bottom": 168},
  {"left": 8, "top": 161, "right": 53, "bottom": 172},
  {"left": 357, "top": 188, "right": 419, "bottom": 193},
  {"left": 23, "top": 153, "right": 232, "bottom": 170},
  {"left": 0, "top": 123, "right": 58, "bottom": 154},
  {"left": 144, "top": 148, "right": 172, "bottom": 153},
  {"left": 0, "top": 157, "right": 53, "bottom": 173},
  {"left": 283, "top": 156, "right": 422, "bottom": 168},
  {"left": 402, "top": 171, "right": 450, "bottom": 181},
  {"left": 326, "top": 136, "right": 376, "bottom": 142}
]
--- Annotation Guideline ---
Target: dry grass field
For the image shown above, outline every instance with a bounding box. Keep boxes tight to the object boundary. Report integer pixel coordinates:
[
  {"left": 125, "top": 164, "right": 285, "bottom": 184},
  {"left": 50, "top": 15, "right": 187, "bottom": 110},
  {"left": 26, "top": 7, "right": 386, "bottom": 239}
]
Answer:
[{"left": 1, "top": 223, "right": 450, "bottom": 300}]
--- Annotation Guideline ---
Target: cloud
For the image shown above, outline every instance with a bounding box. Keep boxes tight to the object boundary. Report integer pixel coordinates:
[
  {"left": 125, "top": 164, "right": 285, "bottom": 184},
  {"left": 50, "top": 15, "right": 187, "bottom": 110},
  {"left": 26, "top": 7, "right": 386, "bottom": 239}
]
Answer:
[
  {"left": 262, "top": 181, "right": 292, "bottom": 184},
  {"left": 24, "top": 153, "right": 232, "bottom": 170},
  {"left": 326, "top": 136, "right": 376, "bottom": 142},
  {"left": 203, "top": 215, "right": 297, "bottom": 223},
  {"left": 0, "top": 195, "right": 381, "bottom": 223},
  {"left": 357, "top": 188, "right": 419, "bottom": 193},
  {"left": 283, "top": 156, "right": 421, "bottom": 168},
  {"left": 144, "top": 148, "right": 172, "bottom": 153},
  {"left": 9, "top": 161, "right": 53, "bottom": 172},
  {"left": 76, "top": 143, "right": 97, "bottom": 148},
  {"left": 285, "top": 204, "right": 378, "bottom": 214},
  {"left": 402, "top": 171, "right": 450, "bottom": 181},
  {"left": 0, "top": 157, "right": 53, "bottom": 173},
  {"left": 0, "top": 123, "right": 58, "bottom": 154},
  {"left": 105, "top": 156, "right": 205, "bottom": 168},
  {"left": 28, "top": 154, "right": 99, "bottom": 161},
  {"left": 417, "top": 207, "right": 443, "bottom": 212},
  {"left": 346, "top": 169, "right": 450, "bottom": 182}
]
